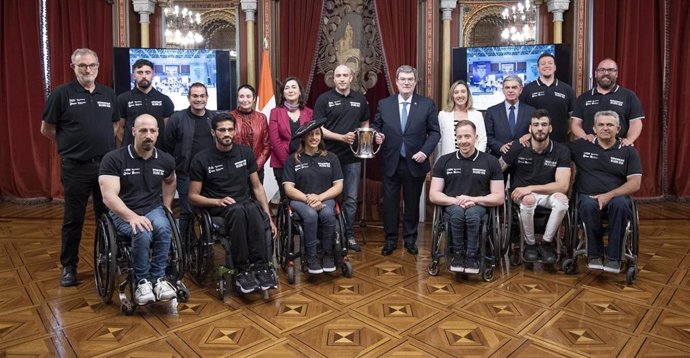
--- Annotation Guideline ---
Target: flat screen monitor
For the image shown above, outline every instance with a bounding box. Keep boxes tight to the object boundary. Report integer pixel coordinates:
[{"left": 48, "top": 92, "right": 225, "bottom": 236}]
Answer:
[
  {"left": 452, "top": 44, "right": 570, "bottom": 111},
  {"left": 113, "top": 47, "right": 234, "bottom": 111}
]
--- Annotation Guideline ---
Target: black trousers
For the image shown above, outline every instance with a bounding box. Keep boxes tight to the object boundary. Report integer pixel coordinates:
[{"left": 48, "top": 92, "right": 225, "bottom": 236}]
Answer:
[
  {"left": 60, "top": 160, "right": 106, "bottom": 267},
  {"left": 382, "top": 159, "right": 426, "bottom": 246},
  {"left": 210, "top": 200, "right": 268, "bottom": 271}
]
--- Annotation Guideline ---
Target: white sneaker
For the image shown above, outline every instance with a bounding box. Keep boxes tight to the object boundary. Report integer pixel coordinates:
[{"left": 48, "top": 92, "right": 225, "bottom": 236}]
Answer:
[
  {"left": 134, "top": 279, "right": 155, "bottom": 305},
  {"left": 153, "top": 278, "right": 177, "bottom": 301}
]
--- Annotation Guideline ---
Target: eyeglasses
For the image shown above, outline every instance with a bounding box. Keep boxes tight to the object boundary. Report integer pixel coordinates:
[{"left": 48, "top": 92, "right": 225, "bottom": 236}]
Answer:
[
  {"left": 596, "top": 68, "right": 618, "bottom": 74},
  {"left": 73, "top": 63, "right": 99, "bottom": 70}
]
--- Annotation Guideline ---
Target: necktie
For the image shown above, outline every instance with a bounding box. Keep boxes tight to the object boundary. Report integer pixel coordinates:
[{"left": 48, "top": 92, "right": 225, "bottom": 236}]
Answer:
[
  {"left": 508, "top": 105, "right": 516, "bottom": 135},
  {"left": 400, "top": 102, "right": 408, "bottom": 157}
]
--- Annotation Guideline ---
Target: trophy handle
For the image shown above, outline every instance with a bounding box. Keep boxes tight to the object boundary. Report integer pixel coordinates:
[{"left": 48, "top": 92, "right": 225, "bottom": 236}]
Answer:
[
  {"left": 372, "top": 129, "right": 382, "bottom": 155},
  {"left": 349, "top": 128, "right": 360, "bottom": 155}
]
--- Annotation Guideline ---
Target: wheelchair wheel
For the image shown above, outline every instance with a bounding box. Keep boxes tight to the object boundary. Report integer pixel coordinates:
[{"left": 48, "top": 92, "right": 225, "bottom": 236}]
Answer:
[
  {"left": 94, "top": 214, "right": 117, "bottom": 304},
  {"left": 275, "top": 202, "right": 290, "bottom": 269},
  {"left": 217, "top": 275, "right": 228, "bottom": 300},
  {"left": 482, "top": 267, "right": 494, "bottom": 282},
  {"left": 164, "top": 208, "right": 185, "bottom": 282},
  {"left": 342, "top": 261, "right": 353, "bottom": 278},
  {"left": 286, "top": 265, "right": 296, "bottom": 284},
  {"left": 626, "top": 266, "right": 637, "bottom": 285},
  {"left": 427, "top": 262, "right": 440, "bottom": 276},
  {"left": 562, "top": 258, "right": 578, "bottom": 274},
  {"left": 121, "top": 300, "right": 136, "bottom": 315},
  {"left": 176, "top": 285, "right": 190, "bottom": 303},
  {"left": 188, "top": 212, "right": 214, "bottom": 285}
]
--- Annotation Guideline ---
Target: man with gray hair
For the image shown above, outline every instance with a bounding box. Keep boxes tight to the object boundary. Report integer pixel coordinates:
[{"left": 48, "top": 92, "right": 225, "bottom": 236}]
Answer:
[
  {"left": 484, "top": 74, "right": 535, "bottom": 157},
  {"left": 569, "top": 110, "right": 641, "bottom": 273},
  {"left": 41, "top": 48, "right": 119, "bottom": 287}
]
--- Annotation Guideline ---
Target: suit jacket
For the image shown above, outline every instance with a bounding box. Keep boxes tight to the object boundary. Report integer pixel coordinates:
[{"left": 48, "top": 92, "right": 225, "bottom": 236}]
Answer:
[
  {"left": 484, "top": 101, "right": 535, "bottom": 156},
  {"left": 268, "top": 106, "right": 313, "bottom": 168},
  {"left": 372, "top": 94, "right": 440, "bottom": 178}
]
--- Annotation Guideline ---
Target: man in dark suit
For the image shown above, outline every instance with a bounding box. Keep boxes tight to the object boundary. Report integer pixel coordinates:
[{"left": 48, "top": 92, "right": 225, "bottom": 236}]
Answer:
[
  {"left": 484, "top": 74, "right": 535, "bottom": 157},
  {"left": 372, "top": 65, "right": 441, "bottom": 256}
]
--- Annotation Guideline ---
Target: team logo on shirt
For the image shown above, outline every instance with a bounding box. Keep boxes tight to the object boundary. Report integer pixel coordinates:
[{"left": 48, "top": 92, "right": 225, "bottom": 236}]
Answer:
[
  {"left": 234, "top": 159, "right": 247, "bottom": 168},
  {"left": 128, "top": 100, "right": 143, "bottom": 108},
  {"left": 445, "top": 168, "right": 462, "bottom": 175},
  {"left": 152, "top": 168, "right": 165, "bottom": 176},
  {"left": 582, "top": 152, "right": 598, "bottom": 159},
  {"left": 544, "top": 160, "right": 557, "bottom": 167},
  {"left": 97, "top": 101, "right": 111, "bottom": 108},
  {"left": 585, "top": 100, "right": 599, "bottom": 106},
  {"left": 350, "top": 101, "right": 361, "bottom": 107},
  {"left": 208, "top": 164, "right": 224, "bottom": 173},
  {"left": 517, "top": 156, "right": 532, "bottom": 165},
  {"left": 123, "top": 168, "right": 141, "bottom": 175},
  {"left": 294, "top": 163, "right": 309, "bottom": 172},
  {"left": 610, "top": 157, "right": 625, "bottom": 165},
  {"left": 610, "top": 99, "right": 624, "bottom": 107},
  {"left": 328, "top": 100, "right": 342, "bottom": 107},
  {"left": 151, "top": 100, "right": 163, "bottom": 106},
  {"left": 531, "top": 91, "right": 545, "bottom": 98},
  {"left": 554, "top": 91, "right": 566, "bottom": 99},
  {"left": 317, "top": 162, "right": 331, "bottom": 168},
  {"left": 69, "top": 98, "right": 86, "bottom": 106},
  {"left": 472, "top": 168, "right": 486, "bottom": 175}
]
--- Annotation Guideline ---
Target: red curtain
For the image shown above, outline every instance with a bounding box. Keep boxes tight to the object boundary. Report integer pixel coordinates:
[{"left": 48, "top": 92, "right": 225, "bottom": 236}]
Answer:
[
  {"left": 278, "top": 0, "right": 324, "bottom": 97},
  {"left": 374, "top": 0, "right": 417, "bottom": 92},
  {"left": 667, "top": 0, "right": 690, "bottom": 198},
  {"left": 593, "top": 0, "right": 664, "bottom": 199}
]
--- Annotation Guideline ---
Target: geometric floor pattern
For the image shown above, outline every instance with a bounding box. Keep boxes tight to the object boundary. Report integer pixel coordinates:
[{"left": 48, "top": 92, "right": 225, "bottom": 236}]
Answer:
[{"left": 1, "top": 201, "right": 690, "bottom": 357}]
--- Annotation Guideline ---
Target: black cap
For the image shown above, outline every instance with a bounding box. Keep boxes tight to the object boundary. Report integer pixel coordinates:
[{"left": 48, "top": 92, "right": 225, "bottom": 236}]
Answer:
[{"left": 292, "top": 117, "right": 328, "bottom": 140}]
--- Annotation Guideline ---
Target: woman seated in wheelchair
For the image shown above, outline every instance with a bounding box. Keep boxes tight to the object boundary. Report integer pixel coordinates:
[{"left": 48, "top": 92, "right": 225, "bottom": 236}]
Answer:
[
  {"left": 282, "top": 117, "right": 343, "bottom": 274},
  {"left": 429, "top": 120, "right": 504, "bottom": 274}
]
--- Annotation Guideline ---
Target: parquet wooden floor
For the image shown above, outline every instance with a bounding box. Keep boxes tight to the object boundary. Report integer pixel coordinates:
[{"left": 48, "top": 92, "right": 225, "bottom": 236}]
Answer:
[{"left": 1, "top": 201, "right": 690, "bottom": 357}]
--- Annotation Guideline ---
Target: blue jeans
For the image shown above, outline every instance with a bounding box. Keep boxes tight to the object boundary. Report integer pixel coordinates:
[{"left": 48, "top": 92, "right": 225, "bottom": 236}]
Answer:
[
  {"left": 577, "top": 194, "right": 632, "bottom": 261},
  {"left": 110, "top": 207, "right": 171, "bottom": 283},
  {"left": 290, "top": 200, "right": 336, "bottom": 256},
  {"left": 176, "top": 174, "right": 191, "bottom": 237},
  {"left": 341, "top": 161, "right": 361, "bottom": 240},
  {"left": 445, "top": 205, "right": 487, "bottom": 256}
]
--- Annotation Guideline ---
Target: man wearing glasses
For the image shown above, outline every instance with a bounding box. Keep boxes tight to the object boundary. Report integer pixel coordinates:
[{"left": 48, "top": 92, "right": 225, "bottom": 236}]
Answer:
[
  {"left": 571, "top": 59, "right": 645, "bottom": 146},
  {"left": 41, "top": 48, "right": 119, "bottom": 287}
]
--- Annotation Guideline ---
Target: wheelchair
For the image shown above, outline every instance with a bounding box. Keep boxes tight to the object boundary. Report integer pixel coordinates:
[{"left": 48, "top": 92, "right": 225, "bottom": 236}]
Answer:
[
  {"left": 504, "top": 193, "right": 571, "bottom": 269},
  {"left": 93, "top": 208, "right": 190, "bottom": 315},
  {"left": 427, "top": 205, "right": 502, "bottom": 281},
  {"left": 562, "top": 193, "right": 640, "bottom": 284},
  {"left": 186, "top": 203, "right": 276, "bottom": 300},
  {"left": 275, "top": 200, "right": 353, "bottom": 284}
]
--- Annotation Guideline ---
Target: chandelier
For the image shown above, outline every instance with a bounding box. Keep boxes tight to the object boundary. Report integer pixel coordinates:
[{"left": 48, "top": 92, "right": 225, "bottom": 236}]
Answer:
[
  {"left": 500, "top": 0, "right": 537, "bottom": 44},
  {"left": 164, "top": 5, "right": 204, "bottom": 48}
]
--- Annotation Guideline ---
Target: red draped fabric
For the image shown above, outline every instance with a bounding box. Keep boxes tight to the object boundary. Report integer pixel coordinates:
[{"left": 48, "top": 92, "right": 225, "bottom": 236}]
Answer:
[
  {"left": 374, "top": 0, "right": 417, "bottom": 92},
  {"left": 592, "top": 0, "right": 664, "bottom": 199}
]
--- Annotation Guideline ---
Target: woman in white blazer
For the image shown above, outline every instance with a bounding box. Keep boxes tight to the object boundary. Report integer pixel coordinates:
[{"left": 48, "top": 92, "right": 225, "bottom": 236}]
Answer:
[{"left": 434, "top": 80, "right": 487, "bottom": 162}]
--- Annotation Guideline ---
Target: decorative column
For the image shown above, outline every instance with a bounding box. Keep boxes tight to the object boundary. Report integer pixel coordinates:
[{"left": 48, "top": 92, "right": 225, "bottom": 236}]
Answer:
[
  {"left": 440, "top": 0, "right": 457, "bottom": 104},
  {"left": 547, "top": 0, "right": 570, "bottom": 44},
  {"left": 241, "top": 0, "right": 257, "bottom": 87},
  {"left": 132, "top": 0, "right": 156, "bottom": 47}
]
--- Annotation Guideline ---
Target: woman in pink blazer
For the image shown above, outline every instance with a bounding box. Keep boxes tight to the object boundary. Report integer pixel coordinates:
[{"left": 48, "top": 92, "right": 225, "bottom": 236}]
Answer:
[{"left": 269, "top": 76, "right": 313, "bottom": 198}]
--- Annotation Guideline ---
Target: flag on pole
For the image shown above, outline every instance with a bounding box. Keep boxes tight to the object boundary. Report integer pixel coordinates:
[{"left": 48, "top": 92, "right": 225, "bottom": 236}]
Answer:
[{"left": 257, "top": 40, "right": 279, "bottom": 202}]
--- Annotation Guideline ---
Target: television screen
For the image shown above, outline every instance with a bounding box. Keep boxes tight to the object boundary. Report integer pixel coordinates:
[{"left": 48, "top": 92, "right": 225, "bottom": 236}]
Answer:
[
  {"left": 452, "top": 44, "right": 570, "bottom": 111},
  {"left": 113, "top": 47, "right": 234, "bottom": 111}
]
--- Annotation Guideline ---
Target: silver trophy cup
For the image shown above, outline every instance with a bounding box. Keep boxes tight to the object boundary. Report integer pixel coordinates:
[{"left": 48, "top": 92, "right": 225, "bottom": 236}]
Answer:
[{"left": 349, "top": 127, "right": 381, "bottom": 159}]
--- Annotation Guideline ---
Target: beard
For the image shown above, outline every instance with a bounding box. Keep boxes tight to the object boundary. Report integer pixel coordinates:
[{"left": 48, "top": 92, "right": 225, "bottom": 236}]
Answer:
[
  {"left": 141, "top": 140, "right": 155, "bottom": 151},
  {"left": 137, "top": 79, "right": 151, "bottom": 89},
  {"left": 596, "top": 76, "right": 615, "bottom": 90}
]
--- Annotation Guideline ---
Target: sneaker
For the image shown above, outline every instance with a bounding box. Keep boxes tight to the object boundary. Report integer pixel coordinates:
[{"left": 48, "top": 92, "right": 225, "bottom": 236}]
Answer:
[
  {"left": 348, "top": 238, "right": 361, "bottom": 252},
  {"left": 587, "top": 257, "right": 604, "bottom": 270},
  {"left": 60, "top": 265, "right": 78, "bottom": 287},
  {"left": 465, "top": 254, "right": 480, "bottom": 274},
  {"left": 604, "top": 259, "right": 622, "bottom": 274},
  {"left": 450, "top": 253, "right": 465, "bottom": 273},
  {"left": 322, "top": 254, "right": 336, "bottom": 273},
  {"left": 153, "top": 278, "right": 177, "bottom": 301},
  {"left": 538, "top": 242, "right": 557, "bottom": 263},
  {"left": 307, "top": 255, "right": 323, "bottom": 274},
  {"left": 255, "top": 267, "right": 278, "bottom": 290},
  {"left": 523, "top": 244, "right": 539, "bottom": 262},
  {"left": 235, "top": 271, "right": 259, "bottom": 293},
  {"left": 134, "top": 279, "right": 155, "bottom": 305}
]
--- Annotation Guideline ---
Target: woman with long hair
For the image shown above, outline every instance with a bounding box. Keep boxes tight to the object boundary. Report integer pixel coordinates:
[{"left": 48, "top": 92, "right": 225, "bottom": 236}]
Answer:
[{"left": 435, "top": 80, "right": 487, "bottom": 161}]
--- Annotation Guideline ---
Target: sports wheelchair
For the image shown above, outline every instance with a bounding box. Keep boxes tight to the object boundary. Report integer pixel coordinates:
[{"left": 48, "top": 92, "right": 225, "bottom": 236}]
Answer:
[
  {"left": 275, "top": 200, "right": 352, "bottom": 284},
  {"left": 93, "top": 208, "right": 190, "bottom": 315},
  {"left": 562, "top": 193, "right": 640, "bottom": 284},
  {"left": 427, "top": 205, "right": 502, "bottom": 281},
  {"left": 186, "top": 204, "right": 276, "bottom": 300}
]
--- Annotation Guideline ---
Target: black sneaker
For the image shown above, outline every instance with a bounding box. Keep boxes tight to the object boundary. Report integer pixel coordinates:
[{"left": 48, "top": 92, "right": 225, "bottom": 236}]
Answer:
[
  {"left": 523, "top": 244, "right": 538, "bottom": 262},
  {"left": 235, "top": 271, "right": 258, "bottom": 293},
  {"left": 538, "top": 242, "right": 557, "bottom": 263},
  {"left": 60, "top": 266, "right": 78, "bottom": 287},
  {"left": 307, "top": 255, "right": 323, "bottom": 274},
  {"left": 255, "top": 267, "right": 277, "bottom": 290},
  {"left": 322, "top": 254, "right": 336, "bottom": 273},
  {"left": 465, "top": 254, "right": 480, "bottom": 274},
  {"left": 348, "top": 238, "right": 361, "bottom": 252},
  {"left": 450, "top": 252, "right": 465, "bottom": 273}
]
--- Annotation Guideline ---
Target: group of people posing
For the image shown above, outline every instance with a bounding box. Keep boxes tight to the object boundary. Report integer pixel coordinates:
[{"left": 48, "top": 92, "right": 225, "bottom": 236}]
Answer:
[{"left": 42, "top": 48, "right": 642, "bottom": 304}]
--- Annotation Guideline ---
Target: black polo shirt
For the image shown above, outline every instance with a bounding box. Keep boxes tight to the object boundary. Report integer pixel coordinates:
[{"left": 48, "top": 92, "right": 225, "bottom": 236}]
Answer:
[
  {"left": 569, "top": 138, "right": 642, "bottom": 195},
  {"left": 188, "top": 144, "right": 258, "bottom": 202},
  {"left": 313, "top": 89, "right": 369, "bottom": 164},
  {"left": 502, "top": 139, "right": 571, "bottom": 188},
  {"left": 99, "top": 145, "right": 175, "bottom": 215},
  {"left": 282, "top": 151, "right": 344, "bottom": 194},
  {"left": 571, "top": 85, "right": 645, "bottom": 138},
  {"left": 42, "top": 81, "right": 119, "bottom": 161},
  {"left": 432, "top": 150, "right": 503, "bottom": 197},
  {"left": 117, "top": 87, "right": 174, "bottom": 147},
  {"left": 519, "top": 78, "right": 576, "bottom": 142}
]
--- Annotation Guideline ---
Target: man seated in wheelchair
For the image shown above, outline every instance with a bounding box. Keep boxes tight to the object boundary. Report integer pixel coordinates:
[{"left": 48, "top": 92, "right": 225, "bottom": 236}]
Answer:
[
  {"left": 499, "top": 109, "right": 571, "bottom": 263},
  {"left": 429, "top": 120, "right": 504, "bottom": 273},
  {"left": 98, "top": 114, "right": 178, "bottom": 306},
  {"left": 188, "top": 113, "right": 278, "bottom": 293},
  {"left": 283, "top": 118, "right": 343, "bottom": 274},
  {"left": 569, "top": 110, "right": 641, "bottom": 273}
]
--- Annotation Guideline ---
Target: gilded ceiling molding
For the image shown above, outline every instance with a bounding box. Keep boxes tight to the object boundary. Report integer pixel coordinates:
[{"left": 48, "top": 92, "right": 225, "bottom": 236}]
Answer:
[{"left": 462, "top": 4, "right": 505, "bottom": 46}]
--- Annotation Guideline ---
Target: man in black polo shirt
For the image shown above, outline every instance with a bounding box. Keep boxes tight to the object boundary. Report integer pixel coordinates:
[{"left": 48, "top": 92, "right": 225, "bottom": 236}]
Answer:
[
  {"left": 99, "top": 114, "right": 178, "bottom": 305},
  {"left": 313, "top": 64, "right": 370, "bottom": 252},
  {"left": 429, "top": 120, "right": 504, "bottom": 274},
  {"left": 188, "top": 113, "right": 277, "bottom": 293},
  {"left": 519, "top": 53, "right": 576, "bottom": 143},
  {"left": 570, "top": 110, "right": 642, "bottom": 273},
  {"left": 117, "top": 59, "right": 174, "bottom": 148},
  {"left": 41, "top": 48, "right": 119, "bottom": 287},
  {"left": 571, "top": 58, "right": 645, "bottom": 146},
  {"left": 499, "top": 109, "right": 571, "bottom": 263}
]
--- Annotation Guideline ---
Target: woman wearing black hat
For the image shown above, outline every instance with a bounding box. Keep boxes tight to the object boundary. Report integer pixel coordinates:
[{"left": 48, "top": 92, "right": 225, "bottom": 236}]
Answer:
[{"left": 282, "top": 119, "right": 343, "bottom": 274}]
